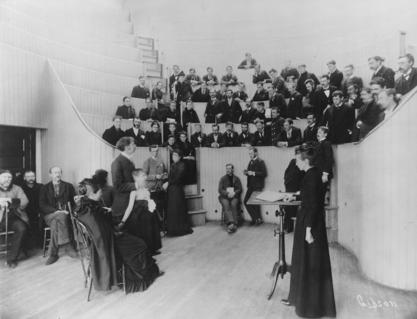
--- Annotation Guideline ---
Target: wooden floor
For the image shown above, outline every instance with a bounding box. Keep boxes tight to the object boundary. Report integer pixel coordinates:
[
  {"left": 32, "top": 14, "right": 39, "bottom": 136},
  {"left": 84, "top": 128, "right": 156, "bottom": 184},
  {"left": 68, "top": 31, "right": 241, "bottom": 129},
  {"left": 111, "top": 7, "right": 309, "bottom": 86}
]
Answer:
[{"left": 1, "top": 222, "right": 416, "bottom": 319}]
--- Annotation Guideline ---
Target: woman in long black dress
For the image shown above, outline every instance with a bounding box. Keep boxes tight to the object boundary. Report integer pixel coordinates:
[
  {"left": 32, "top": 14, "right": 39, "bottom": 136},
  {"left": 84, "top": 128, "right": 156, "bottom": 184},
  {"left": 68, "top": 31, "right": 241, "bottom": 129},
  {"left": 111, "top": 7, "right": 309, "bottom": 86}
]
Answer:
[
  {"left": 282, "top": 146, "right": 336, "bottom": 318},
  {"left": 163, "top": 149, "right": 193, "bottom": 237},
  {"left": 177, "top": 131, "right": 197, "bottom": 185},
  {"left": 75, "top": 178, "right": 118, "bottom": 291}
]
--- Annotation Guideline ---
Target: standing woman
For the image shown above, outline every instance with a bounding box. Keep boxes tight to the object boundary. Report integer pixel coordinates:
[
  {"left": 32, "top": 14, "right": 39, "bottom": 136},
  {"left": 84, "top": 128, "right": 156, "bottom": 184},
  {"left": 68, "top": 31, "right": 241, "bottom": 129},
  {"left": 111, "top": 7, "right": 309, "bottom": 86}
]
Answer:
[
  {"left": 282, "top": 145, "right": 336, "bottom": 318},
  {"left": 163, "top": 149, "right": 193, "bottom": 236}
]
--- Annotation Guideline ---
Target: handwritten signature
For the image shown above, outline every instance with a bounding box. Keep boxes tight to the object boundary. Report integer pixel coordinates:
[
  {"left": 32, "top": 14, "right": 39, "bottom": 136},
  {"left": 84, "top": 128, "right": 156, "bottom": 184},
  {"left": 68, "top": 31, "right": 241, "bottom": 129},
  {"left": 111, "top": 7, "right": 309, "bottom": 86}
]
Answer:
[{"left": 356, "top": 294, "right": 398, "bottom": 310}]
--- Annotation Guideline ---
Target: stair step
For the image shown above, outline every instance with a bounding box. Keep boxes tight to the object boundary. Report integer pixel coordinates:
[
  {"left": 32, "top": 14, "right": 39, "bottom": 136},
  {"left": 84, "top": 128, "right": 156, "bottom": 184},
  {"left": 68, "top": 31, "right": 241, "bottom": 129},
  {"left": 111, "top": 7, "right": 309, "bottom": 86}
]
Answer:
[{"left": 188, "top": 209, "right": 206, "bottom": 227}]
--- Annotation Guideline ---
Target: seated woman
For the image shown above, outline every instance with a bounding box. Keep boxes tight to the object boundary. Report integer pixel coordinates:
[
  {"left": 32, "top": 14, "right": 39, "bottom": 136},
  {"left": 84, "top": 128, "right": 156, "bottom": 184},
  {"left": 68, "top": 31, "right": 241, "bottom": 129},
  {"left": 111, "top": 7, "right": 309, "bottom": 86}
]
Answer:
[
  {"left": 176, "top": 131, "right": 197, "bottom": 185},
  {"left": 75, "top": 177, "right": 118, "bottom": 291},
  {"left": 118, "top": 169, "right": 162, "bottom": 255},
  {"left": 163, "top": 149, "right": 193, "bottom": 237},
  {"left": 79, "top": 175, "right": 162, "bottom": 294}
]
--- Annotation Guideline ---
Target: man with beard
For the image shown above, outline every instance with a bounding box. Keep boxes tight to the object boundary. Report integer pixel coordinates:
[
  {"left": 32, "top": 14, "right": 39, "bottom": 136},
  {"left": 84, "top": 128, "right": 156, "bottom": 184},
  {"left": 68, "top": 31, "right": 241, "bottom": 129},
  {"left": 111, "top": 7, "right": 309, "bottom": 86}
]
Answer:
[
  {"left": 396, "top": 53, "right": 417, "bottom": 96},
  {"left": 125, "top": 117, "right": 147, "bottom": 146},
  {"left": 21, "top": 170, "right": 43, "bottom": 248},
  {"left": 102, "top": 116, "right": 125, "bottom": 146}
]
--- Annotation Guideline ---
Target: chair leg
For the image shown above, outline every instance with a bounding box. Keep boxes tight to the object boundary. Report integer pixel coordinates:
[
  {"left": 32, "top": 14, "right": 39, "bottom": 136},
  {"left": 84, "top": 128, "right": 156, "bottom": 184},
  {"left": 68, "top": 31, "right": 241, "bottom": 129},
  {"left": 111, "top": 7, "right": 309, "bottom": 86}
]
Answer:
[
  {"left": 43, "top": 229, "right": 47, "bottom": 257},
  {"left": 122, "top": 264, "right": 126, "bottom": 295},
  {"left": 87, "top": 276, "right": 93, "bottom": 302}
]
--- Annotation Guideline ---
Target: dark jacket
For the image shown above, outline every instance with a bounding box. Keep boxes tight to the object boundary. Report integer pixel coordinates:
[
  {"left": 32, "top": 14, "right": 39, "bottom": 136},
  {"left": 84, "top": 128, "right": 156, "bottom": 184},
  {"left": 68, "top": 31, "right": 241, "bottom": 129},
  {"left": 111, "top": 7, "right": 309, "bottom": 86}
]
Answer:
[
  {"left": 190, "top": 132, "right": 206, "bottom": 147},
  {"left": 233, "top": 91, "right": 248, "bottom": 102},
  {"left": 205, "top": 133, "right": 225, "bottom": 148},
  {"left": 323, "top": 103, "right": 355, "bottom": 144},
  {"left": 102, "top": 126, "right": 125, "bottom": 146},
  {"left": 218, "top": 174, "right": 243, "bottom": 199},
  {"left": 222, "top": 131, "right": 239, "bottom": 147},
  {"left": 125, "top": 128, "right": 147, "bottom": 146},
  {"left": 269, "top": 93, "right": 287, "bottom": 117},
  {"left": 238, "top": 58, "right": 257, "bottom": 69},
  {"left": 39, "top": 181, "right": 75, "bottom": 216},
  {"left": 287, "top": 91, "right": 303, "bottom": 119},
  {"left": 296, "top": 71, "right": 319, "bottom": 96},
  {"left": 241, "top": 108, "right": 257, "bottom": 123},
  {"left": 284, "top": 159, "right": 304, "bottom": 192},
  {"left": 356, "top": 101, "right": 383, "bottom": 139},
  {"left": 115, "top": 105, "right": 136, "bottom": 119},
  {"left": 221, "top": 98, "right": 242, "bottom": 123},
  {"left": 205, "top": 101, "right": 222, "bottom": 123},
  {"left": 253, "top": 130, "right": 271, "bottom": 146},
  {"left": 372, "top": 66, "right": 395, "bottom": 89},
  {"left": 277, "top": 127, "right": 302, "bottom": 147},
  {"left": 131, "top": 85, "right": 150, "bottom": 99},
  {"left": 238, "top": 132, "right": 254, "bottom": 146},
  {"left": 246, "top": 157, "right": 267, "bottom": 189},
  {"left": 175, "top": 81, "right": 193, "bottom": 102},
  {"left": 202, "top": 74, "right": 218, "bottom": 85},
  {"left": 329, "top": 69, "right": 343, "bottom": 89},
  {"left": 182, "top": 108, "right": 200, "bottom": 128},
  {"left": 270, "top": 117, "right": 285, "bottom": 145},
  {"left": 395, "top": 67, "right": 417, "bottom": 96},
  {"left": 145, "top": 131, "right": 162, "bottom": 146},
  {"left": 252, "top": 89, "right": 269, "bottom": 102},
  {"left": 139, "top": 107, "right": 158, "bottom": 121},
  {"left": 252, "top": 70, "right": 271, "bottom": 84},
  {"left": 110, "top": 154, "right": 136, "bottom": 217},
  {"left": 151, "top": 88, "right": 164, "bottom": 101},
  {"left": 169, "top": 71, "right": 185, "bottom": 94},
  {"left": 192, "top": 88, "right": 210, "bottom": 103},
  {"left": 314, "top": 139, "right": 334, "bottom": 178},
  {"left": 21, "top": 182, "right": 42, "bottom": 221},
  {"left": 303, "top": 123, "right": 319, "bottom": 143}
]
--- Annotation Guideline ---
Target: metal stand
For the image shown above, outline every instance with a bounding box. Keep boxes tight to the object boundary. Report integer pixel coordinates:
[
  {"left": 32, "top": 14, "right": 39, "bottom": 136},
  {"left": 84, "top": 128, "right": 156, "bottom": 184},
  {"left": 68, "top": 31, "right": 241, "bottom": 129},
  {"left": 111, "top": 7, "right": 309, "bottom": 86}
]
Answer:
[{"left": 268, "top": 207, "right": 289, "bottom": 300}]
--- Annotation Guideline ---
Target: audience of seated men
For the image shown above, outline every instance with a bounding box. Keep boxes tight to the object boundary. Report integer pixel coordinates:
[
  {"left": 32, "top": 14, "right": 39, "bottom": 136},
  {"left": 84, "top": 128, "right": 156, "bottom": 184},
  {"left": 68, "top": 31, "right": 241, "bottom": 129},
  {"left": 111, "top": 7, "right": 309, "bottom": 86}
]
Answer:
[
  {"left": 190, "top": 124, "right": 206, "bottom": 148},
  {"left": 296, "top": 64, "right": 319, "bottom": 96},
  {"left": 341, "top": 64, "right": 363, "bottom": 95},
  {"left": 125, "top": 117, "right": 147, "bottom": 146},
  {"left": 323, "top": 90, "right": 355, "bottom": 144},
  {"left": 218, "top": 164, "right": 243, "bottom": 233},
  {"left": 303, "top": 113, "right": 319, "bottom": 143},
  {"left": 268, "top": 86, "right": 287, "bottom": 116},
  {"left": 252, "top": 82, "right": 269, "bottom": 101},
  {"left": 238, "top": 52, "right": 257, "bottom": 69},
  {"left": 182, "top": 100, "right": 200, "bottom": 128},
  {"left": 221, "top": 89, "right": 242, "bottom": 123},
  {"left": 131, "top": 76, "right": 151, "bottom": 99},
  {"left": 21, "top": 170, "right": 42, "bottom": 248},
  {"left": 277, "top": 118, "right": 302, "bottom": 147},
  {"left": 327, "top": 60, "right": 344, "bottom": 89},
  {"left": 169, "top": 65, "right": 185, "bottom": 98},
  {"left": 139, "top": 100, "right": 158, "bottom": 121},
  {"left": 238, "top": 122, "right": 254, "bottom": 146},
  {"left": 115, "top": 96, "right": 136, "bottom": 119},
  {"left": 205, "top": 93, "right": 222, "bottom": 123},
  {"left": 102, "top": 116, "right": 125, "bottom": 146},
  {"left": 202, "top": 67, "right": 218, "bottom": 86},
  {"left": 396, "top": 53, "right": 417, "bottom": 96},
  {"left": 0, "top": 169, "right": 28, "bottom": 268},
  {"left": 223, "top": 122, "right": 239, "bottom": 147},
  {"left": 146, "top": 121, "right": 163, "bottom": 146},
  {"left": 39, "top": 166, "right": 76, "bottom": 265},
  {"left": 252, "top": 64, "right": 270, "bottom": 84},
  {"left": 286, "top": 83, "right": 303, "bottom": 119},
  {"left": 355, "top": 87, "right": 384, "bottom": 140},
  {"left": 369, "top": 56, "right": 395, "bottom": 89},
  {"left": 233, "top": 82, "right": 249, "bottom": 102},
  {"left": 205, "top": 124, "right": 225, "bottom": 148},
  {"left": 269, "top": 107, "right": 285, "bottom": 146},
  {"left": 151, "top": 81, "right": 164, "bottom": 102},
  {"left": 192, "top": 81, "right": 210, "bottom": 103},
  {"left": 253, "top": 120, "right": 271, "bottom": 146},
  {"left": 221, "top": 66, "right": 238, "bottom": 86}
]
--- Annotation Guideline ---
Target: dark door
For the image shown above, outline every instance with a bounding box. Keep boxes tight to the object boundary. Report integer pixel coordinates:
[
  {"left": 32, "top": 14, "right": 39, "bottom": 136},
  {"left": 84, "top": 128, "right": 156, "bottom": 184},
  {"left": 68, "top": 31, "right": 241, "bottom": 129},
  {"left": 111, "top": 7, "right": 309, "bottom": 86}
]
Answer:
[{"left": 0, "top": 125, "right": 36, "bottom": 184}]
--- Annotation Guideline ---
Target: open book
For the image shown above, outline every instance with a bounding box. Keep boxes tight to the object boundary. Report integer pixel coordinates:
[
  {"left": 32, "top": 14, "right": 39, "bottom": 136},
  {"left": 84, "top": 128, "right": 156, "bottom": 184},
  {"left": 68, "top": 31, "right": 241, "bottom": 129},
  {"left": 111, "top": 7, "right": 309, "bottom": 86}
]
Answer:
[{"left": 255, "top": 191, "right": 293, "bottom": 202}]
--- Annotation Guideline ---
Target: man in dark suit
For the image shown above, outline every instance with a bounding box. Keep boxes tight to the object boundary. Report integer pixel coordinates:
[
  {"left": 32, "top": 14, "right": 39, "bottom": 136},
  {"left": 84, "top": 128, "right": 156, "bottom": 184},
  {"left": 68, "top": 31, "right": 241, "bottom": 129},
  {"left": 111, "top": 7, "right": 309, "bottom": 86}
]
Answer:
[
  {"left": 190, "top": 124, "right": 206, "bottom": 147},
  {"left": 322, "top": 91, "right": 355, "bottom": 144},
  {"left": 131, "top": 76, "right": 150, "bottom": 99},
  {"left": 146, "top": 121, "right": 163, "bottom": 146},
  {"left": 314, "top": 126, "right": 334, "bottom": 184},
  {"left": 192, "top": 81, "right": 210, "bottom": 103},
  {"left": 243, "top": 147, "right": 267, "bottom": 225},
  {"left": 221, "top": 66, "right": 238, "bottom": 86},
  {"left": 111, "top": 137, "right": 137, "bottom": 220},
  {"left": 238, "top": 122, "right": 254, "bottom": 146},
  {"left": 169, "top": 65, "right": 185, "bottom": 98},
  {"left": 175, "top": 74, "right": 193, "bottom": 105},
  {"left": 396, "top": 53, "right": 417, "bottom": 96},
  {"left": 139, "top": 100, "right": 158, "bottom": 121},
  {"left": 327, "top": 60, "right": 343, "bottom": 89},
  {"left": 268, "top": 86, "right": 287, "bottom": 117},
  {"left": 102, "top": 116, "right": 125, "bottom": 146},
  {"left": 202, "top": 67, "right": 218, "bottom": 86},
  {"left": 303, "top": 113, "right": 319, "bottom": 143},
  {"left": 341, "top": 64, "right": 363, "bottom": 95},
  {"left": 204, "top": 124, "right": 225, "bottom": 148},
  {"left": 253, "top": 120, "right": 271, "bottom": 146},
  {"left": 205, "top": 94, "right": 223, "bottom": 123},
  {"left": 280, "top": 60, "right": 300, "bottom": 82},
  {"left": 252, "top": 64, "right": 271, "bottom": 84},
  {"left": 223, "top": 122, "right": 239, "bottom": 147},
  {"left": 296, "top": 64, "right": 319, "bottom": 96},
  {"left": 221, "top": 89, "right": 242, "bottom": 123},
  {"left": 277, "top": 118, "right": 302, "bottom": 147},
  {"left": 218, "top": 164, "right": 243, "bottom": 233},
  {"left": 369, "top": 56, "right": 395, "bottom": 88},
  {"left": 115, "top": 96, "right": 136, "bottom": 119},
  {"left": 269, "top": 107, "right": 285, "bottom": 146},
  {"left": 39, "top": 167, "right": 76, "bottom": 265},
  {"left": 185, "top": 68, "right": 201, "bottom": 89},
  {"left": 238, "top": 52, "right": 257, "bottom": 69},
  {"left": 125, "top": 117, "right": 147, "bottom": 146},
  {"left": 252, "top": 82, "right": 269, "bottom": 101},
  {"left": 318, "top": 75, "right": 337, "bottom": 108}
]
